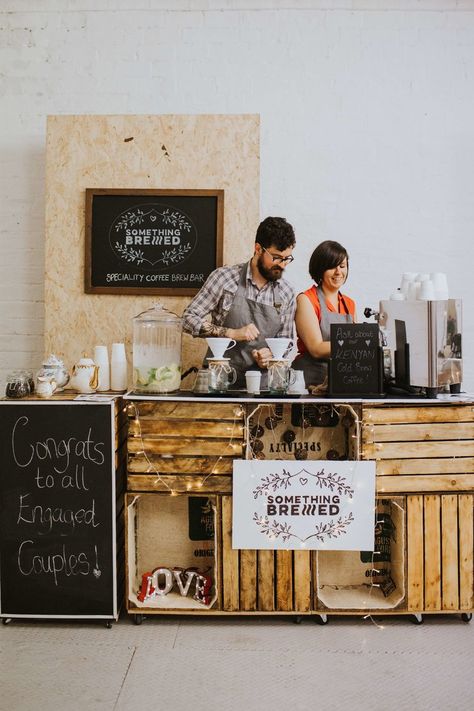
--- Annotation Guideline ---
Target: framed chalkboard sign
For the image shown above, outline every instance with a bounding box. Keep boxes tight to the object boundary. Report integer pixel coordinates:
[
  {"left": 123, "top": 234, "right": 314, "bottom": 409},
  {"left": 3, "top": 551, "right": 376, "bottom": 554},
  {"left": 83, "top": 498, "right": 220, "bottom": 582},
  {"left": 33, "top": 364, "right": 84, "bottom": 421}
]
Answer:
[
  {"left": 0, "top": 401, "right": 118, "bottom": 619},
  {"left": 328, "top": 323, "right": 384, "bottom": 397},
  {"left": 85, "top": 188, "right": 224, "bottom": 295}
]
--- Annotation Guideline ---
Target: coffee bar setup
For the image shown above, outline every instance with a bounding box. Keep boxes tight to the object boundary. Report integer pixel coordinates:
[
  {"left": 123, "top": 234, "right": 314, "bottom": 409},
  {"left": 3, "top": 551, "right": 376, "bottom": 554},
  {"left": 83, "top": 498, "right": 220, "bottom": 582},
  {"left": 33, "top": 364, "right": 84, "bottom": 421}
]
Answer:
[
  {"left": 0, "top": 116, "right": 472, "bottom": 628},
  {"left": 1, "top": 285, "right": 473, "bottom": 626}
]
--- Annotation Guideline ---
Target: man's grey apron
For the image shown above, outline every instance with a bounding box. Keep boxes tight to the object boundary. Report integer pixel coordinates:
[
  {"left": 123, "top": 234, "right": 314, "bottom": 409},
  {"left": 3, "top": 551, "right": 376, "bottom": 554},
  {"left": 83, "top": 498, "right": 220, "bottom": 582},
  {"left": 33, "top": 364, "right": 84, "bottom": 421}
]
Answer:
[
  {"left": 292, "top": 285, "right": 353, "bottom": 387},
  {"left": 204, "top": 264, "right": 283, "bottom": 388}
]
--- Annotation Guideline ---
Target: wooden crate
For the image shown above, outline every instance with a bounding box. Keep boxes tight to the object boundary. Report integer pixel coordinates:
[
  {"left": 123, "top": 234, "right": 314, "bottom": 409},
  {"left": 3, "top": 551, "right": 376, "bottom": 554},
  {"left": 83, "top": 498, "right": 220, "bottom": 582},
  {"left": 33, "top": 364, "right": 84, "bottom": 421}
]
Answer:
[
  {"left": 361, "top": 403, "right": 473, "bottom": 615},
  {"left": 407, "top": 493, "right": 473, "bottom": 612},
  {"left": 127, "top": 401, "right": 245, "bottom": 493},
  {"left": 362, "top": 404, "right": 474, "bottom": 494},
  {"left": 126, "top": 492, "right": 219, "bottom": 615},
  {"left": 246, "top": 402, "right": 360, "bottom": 462},
  {"left": 315, "top": 498, "right": 406, "bottom": 613}
]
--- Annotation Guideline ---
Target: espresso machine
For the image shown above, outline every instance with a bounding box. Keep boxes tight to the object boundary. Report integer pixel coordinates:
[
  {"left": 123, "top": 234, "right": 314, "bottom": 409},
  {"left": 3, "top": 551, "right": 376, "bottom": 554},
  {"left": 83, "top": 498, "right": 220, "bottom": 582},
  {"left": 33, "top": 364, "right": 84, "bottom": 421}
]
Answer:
[{"left": 377, "top": 298, "right": 462, "bottom": 397}]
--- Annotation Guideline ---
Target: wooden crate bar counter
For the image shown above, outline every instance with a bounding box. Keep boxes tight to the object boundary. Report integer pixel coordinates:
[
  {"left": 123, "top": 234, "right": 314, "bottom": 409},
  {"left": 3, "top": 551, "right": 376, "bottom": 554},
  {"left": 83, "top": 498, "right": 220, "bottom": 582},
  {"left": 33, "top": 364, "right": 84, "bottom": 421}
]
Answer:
[{"left": 125, "top": 394, "right": 474, "bottom": 621}]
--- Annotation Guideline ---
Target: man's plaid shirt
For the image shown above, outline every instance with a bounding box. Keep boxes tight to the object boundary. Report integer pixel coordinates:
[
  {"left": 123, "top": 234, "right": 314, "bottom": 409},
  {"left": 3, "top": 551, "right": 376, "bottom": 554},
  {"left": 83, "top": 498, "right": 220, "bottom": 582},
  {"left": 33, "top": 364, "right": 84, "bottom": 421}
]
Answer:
[{"left": 182, "top": 261, "right": 296, "bottom": 338}]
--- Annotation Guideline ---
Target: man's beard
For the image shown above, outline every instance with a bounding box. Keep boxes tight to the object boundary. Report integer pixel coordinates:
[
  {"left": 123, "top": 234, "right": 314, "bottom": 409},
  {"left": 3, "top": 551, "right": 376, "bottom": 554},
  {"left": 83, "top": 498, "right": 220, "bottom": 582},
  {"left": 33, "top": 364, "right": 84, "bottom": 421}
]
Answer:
[{"left": 257, "top": 254, "right": 283, "bottom": 282}]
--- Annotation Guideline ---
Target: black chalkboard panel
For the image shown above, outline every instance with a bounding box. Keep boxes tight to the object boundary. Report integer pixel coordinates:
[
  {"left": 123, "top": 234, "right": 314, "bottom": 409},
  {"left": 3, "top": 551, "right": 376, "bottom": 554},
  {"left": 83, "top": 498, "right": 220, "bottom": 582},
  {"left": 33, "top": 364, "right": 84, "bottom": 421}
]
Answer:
[
  {"left": 0, "top": 402, "right": 117, "bottom": 618},
  {"left": 328, "top": 323, "right": 384, "bottom": 396},
  {"left": 85, "top": 189, "right": 224, "bottom": 295}
]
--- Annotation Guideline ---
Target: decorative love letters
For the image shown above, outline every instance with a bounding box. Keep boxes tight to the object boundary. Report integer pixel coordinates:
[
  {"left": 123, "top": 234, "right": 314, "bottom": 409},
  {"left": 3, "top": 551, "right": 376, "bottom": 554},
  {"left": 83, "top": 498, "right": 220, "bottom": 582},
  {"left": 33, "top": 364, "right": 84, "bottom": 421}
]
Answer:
[{"left": 137, "top": 566, "right": 213, "bottom": 605}]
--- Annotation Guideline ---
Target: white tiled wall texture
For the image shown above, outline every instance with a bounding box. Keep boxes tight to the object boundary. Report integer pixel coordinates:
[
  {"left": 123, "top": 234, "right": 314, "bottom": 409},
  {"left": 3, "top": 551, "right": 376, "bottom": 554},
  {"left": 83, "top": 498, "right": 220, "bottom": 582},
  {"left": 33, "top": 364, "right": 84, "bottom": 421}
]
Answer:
[{"left": 1, "top": 1, "right": 474, "bottom": 391}]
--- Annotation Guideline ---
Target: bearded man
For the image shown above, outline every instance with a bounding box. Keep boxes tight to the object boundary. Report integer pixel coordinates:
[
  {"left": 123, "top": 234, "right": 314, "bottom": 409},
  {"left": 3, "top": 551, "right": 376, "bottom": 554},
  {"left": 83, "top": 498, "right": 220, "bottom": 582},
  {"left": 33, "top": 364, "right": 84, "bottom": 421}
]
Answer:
[{"left": 182, "top": 216, "right": 296, "bottom": 387}]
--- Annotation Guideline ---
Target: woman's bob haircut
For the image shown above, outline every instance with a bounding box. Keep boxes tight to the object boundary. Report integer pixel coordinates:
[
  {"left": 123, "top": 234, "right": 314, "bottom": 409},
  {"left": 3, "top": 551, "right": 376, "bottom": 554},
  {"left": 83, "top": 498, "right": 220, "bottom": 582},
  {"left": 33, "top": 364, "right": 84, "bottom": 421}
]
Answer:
[{"left": 308, "top": 240, "right": 349, "bottom": 285}]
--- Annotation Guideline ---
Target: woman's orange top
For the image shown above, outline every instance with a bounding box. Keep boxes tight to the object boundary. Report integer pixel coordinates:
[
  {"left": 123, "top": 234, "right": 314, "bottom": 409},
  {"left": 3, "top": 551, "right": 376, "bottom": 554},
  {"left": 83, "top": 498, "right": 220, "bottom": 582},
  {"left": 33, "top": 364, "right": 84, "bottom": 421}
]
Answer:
[{"left": 296, "top": 285, "right": 356, "bottom": 356}]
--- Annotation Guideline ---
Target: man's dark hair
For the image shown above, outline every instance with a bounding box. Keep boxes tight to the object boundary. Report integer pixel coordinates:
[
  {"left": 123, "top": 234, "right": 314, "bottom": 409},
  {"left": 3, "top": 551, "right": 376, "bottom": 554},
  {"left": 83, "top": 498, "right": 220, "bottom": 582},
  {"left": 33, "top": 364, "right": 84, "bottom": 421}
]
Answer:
[
  {"left": 308, "top": 240, "right": 349, "bottom": 285},
  {"left": 255, "top": 216, "right": 296, "bottom": 251}
]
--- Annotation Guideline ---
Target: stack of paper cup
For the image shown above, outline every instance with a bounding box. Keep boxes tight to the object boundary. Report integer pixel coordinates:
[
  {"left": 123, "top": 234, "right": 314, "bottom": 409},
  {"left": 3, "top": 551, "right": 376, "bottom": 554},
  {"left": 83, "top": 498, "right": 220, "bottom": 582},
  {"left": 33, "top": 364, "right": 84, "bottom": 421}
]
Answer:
[
  {"left": 418, "top": 280, "right": 436, "bottom": 301},
  {"left": 111, "top": 342, "right": 128, "bottom": 391},
  {"left": 93, "top": 345, "right": 110, "bottom": 391},
  {"left": 407, "top": 281, "right": 420, "bottom": 300},
  {"left": 430, "top": 272, "right": 449, "bottom": 300},
  {"left": 400, "top": 272, "right": 416, "bottom": 297}
]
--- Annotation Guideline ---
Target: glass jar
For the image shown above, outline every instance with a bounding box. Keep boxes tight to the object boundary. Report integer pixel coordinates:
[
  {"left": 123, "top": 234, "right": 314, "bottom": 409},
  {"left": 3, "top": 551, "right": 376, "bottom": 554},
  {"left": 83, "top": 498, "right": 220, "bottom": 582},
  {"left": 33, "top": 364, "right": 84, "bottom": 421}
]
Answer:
[
  {"left": 5, "top": 371, "right": 30, "bottom": 399},
  {"left": 132, "top": 303, "right": 182, "bottom": 393},
  {"left": 267, "top": 359, "right": 296, "bottom": 394}
]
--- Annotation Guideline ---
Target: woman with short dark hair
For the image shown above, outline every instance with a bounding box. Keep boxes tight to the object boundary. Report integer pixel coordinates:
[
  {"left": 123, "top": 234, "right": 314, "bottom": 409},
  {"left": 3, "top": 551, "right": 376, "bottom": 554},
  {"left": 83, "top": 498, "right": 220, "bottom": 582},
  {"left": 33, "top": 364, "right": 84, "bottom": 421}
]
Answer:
[{"left": 292, "top": 240, "right": 357, "bottom": 387}]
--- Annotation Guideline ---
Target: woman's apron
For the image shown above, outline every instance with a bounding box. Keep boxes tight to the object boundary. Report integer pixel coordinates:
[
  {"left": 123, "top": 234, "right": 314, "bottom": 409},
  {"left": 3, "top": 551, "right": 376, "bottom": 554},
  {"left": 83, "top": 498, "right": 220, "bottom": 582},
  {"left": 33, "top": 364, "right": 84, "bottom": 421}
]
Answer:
[
  {"left": 204, "top": 265, "right": 283, "bottom": 388},
  {"left": 292, "top": 285, "right": 353, "bottom": 387}
]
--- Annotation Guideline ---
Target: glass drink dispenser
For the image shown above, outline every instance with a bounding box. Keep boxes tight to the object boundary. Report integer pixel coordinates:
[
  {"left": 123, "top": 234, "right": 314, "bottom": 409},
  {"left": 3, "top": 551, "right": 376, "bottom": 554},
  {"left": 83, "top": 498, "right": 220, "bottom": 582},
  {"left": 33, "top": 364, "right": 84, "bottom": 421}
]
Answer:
[{"left": 132, "top": 303, "right": 182, "bottom": 393}]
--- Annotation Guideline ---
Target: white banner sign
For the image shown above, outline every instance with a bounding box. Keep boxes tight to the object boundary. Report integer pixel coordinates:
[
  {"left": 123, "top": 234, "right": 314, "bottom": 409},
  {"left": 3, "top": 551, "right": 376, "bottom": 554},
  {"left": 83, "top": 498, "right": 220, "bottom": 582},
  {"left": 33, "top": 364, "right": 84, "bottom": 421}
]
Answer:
[{"left": 232, "top": 460, "right": 376, "bottom": 550}]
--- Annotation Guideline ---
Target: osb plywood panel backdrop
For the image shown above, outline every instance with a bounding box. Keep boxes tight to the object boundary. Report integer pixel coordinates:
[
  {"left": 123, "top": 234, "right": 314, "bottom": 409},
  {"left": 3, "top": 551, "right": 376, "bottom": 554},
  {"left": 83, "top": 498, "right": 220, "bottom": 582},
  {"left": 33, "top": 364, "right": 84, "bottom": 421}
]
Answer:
[{"left": 44, "top": 114, "right": 260, "bottom": 380}]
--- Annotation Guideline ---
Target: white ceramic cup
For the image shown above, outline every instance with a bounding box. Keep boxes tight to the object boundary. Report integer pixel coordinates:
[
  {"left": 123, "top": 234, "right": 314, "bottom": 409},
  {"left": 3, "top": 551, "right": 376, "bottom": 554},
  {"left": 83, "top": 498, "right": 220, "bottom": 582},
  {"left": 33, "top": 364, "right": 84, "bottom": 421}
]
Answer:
[
  {"left": 94, "top": 345, "right": 110, "bottom": 391},
  {"left": 288, "top": 369, "right": 306, "bottom": 393},
  {"left": 265, "top": 338, "right": 293, "bottom": 359},
  {"left": 206, "top": 337, "right": 237, "bottom": 358},
  {"left": 390, "top": 291, "right": 405, "bottom": 301},
  {"left": 245, "top": 370, "right": 262, "bottom": 394}
]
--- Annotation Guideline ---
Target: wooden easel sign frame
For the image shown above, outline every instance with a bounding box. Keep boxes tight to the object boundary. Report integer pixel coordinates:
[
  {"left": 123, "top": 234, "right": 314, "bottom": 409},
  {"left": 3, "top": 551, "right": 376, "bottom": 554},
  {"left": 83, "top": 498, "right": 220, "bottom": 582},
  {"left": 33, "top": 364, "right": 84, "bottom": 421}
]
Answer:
[{"left": 85, "top": 188, "right": 224, "bottom": 296}]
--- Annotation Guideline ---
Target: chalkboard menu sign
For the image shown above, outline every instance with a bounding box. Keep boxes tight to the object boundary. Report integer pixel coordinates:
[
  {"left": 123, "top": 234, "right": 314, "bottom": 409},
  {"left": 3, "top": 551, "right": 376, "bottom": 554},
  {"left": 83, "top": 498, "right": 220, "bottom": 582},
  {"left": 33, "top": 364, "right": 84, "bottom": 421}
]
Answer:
[
  {"left": 0, "top": 402, "right": 117, "bottom": 619},
  {"left": 328, "top": 323, "right": 383, "bottom": 396},
  {"left": 85, "top": 188, "right": 224, "bottom": 295}
]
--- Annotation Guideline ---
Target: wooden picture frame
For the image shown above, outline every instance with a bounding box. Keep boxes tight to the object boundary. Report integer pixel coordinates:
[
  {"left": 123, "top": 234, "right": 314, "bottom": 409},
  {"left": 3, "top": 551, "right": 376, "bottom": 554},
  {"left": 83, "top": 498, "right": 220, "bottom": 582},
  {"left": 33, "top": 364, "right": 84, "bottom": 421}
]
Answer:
[{"left": 85, "top": 188, "right": 224, "bottom": 295}]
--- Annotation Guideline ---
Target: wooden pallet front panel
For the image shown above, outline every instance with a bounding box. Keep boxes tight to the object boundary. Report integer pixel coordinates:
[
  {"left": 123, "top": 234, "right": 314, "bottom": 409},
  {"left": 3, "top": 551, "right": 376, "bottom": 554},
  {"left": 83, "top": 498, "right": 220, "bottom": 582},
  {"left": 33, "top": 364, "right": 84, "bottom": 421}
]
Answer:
[
  {"left": 127, "top": 401, "right": 245, "bottom": 492},
  {"left": 362, "top": 405, "right": 474, "bottom": 494},
  {"left": 219, "top": 495, "right": 312, "bottom": 613},
  {"left": 407, "top": 493, "right": 474, "bottom": 612}
]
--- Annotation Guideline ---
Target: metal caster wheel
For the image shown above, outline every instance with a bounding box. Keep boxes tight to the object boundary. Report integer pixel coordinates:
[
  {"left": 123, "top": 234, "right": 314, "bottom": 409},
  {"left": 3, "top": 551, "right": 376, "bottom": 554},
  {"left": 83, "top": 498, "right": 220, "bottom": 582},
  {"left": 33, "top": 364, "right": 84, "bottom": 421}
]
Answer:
[
  {"left": 133, "top": 614, "right": 144, "bottom": 625},
  {"left": 2, "top": 618, "right": 12, "bottom": 625},
  {"left": 461, "top": 613, "right": 472, "bottom": 623},
  {"left": 105, "top": 621, "right": 113, "bottom": 629},
  {"left": 314, "top": 614, "right": 328, "bottom": 625},
  {"left": 293, "top": 615, "right": 303, "bottom": 624},
  {"left": 411, "top": 614, "right": 423, "bottom": 625}
]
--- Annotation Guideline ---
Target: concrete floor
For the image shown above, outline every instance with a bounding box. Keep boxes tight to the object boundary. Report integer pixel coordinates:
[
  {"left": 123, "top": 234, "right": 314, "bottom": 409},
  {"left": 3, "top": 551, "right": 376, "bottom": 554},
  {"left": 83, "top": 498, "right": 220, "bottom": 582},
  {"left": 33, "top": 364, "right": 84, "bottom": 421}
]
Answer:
[{"left": 0, "top": 613, "right": 472, "bottom": 711}]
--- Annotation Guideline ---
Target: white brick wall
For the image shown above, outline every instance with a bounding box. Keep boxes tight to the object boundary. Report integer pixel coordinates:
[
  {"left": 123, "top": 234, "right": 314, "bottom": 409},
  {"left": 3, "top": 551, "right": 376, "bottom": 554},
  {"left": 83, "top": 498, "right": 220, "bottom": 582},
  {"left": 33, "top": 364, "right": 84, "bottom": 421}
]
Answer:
[{"left": 1, "top": 1, "right": 474, "bottom": 391}]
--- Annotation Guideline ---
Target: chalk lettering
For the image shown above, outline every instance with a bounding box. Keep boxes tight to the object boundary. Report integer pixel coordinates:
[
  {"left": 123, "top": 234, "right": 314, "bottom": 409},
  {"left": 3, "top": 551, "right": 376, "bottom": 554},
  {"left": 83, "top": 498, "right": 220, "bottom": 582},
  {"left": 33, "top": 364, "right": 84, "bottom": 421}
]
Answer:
[
  {"left": 11, "top": 418, "right": 105, "bottom": 474},
  {"left": 17, "top": 493, "right": 100, "bottom": 533},
  {"left": 17, "top": 540, "right": 91, "bottom": 586}
]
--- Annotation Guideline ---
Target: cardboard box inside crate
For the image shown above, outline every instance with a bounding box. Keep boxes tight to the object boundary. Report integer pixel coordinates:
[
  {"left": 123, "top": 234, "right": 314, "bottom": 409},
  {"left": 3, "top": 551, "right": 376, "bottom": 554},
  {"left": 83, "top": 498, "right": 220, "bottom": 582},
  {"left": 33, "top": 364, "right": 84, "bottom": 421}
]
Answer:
[
  {"left": 246, "top": 403, "right": 360, "bottom": 462},
  {"left": 127, "top": 493, "right": 218, "bottom": 610},
  {"left": 316, "top": 499, "right": 405, "bottom": 610}
]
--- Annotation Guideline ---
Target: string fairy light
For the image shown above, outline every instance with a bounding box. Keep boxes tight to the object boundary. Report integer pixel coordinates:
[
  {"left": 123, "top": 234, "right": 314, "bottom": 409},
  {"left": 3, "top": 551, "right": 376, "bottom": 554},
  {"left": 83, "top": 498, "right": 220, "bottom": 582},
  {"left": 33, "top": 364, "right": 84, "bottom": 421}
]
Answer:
[
  {"left": 130, "top": 401, "right": 245, "bottom": 495},
  {"left": 131, "top": 401, "right": 174, "bottom": 494}
]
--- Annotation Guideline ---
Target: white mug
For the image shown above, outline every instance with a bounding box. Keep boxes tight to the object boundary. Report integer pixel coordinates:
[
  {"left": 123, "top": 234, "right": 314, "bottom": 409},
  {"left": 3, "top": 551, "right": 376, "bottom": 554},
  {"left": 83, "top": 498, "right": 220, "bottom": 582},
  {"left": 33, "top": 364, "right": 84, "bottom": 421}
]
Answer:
[{"left": 288, "top": 369, "right": 307, "bottom": 394}]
